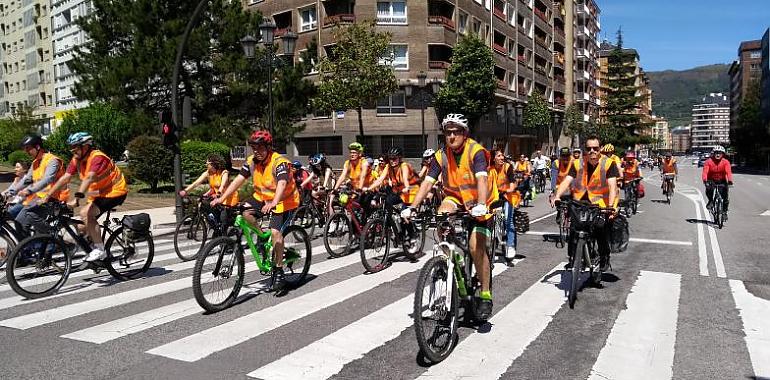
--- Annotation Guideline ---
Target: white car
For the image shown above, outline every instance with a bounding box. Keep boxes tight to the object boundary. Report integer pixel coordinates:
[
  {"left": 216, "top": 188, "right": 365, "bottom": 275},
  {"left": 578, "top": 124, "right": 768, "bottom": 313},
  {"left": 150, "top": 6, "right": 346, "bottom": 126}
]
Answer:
[{"left": 691, "top": 158, "right": 699, "bottom": 165}]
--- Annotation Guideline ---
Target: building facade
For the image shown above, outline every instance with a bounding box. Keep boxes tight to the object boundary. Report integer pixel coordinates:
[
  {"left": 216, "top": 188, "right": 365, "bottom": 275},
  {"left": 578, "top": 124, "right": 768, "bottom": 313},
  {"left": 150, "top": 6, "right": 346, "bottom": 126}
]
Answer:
[
  {"left": 762, "top": 28, "right": 770, "bottom": 129},
  {"left": 727, "top": 39, "right": 761, "bottom": 135},
  {"left": 244, "top": 0, "right": 600, "bottom": 164},
  {"left": 691, "top": 93, "right": 730, "bottom": 152},
  {"left": 651, "top": 116, "right": 670, "bottom": 150},
  {"left": 0, "top": 0, "right": 56, "bottom": 127},
  {"left": 51, "top": 0, "right": 91, "bottom": 118},
  {"left": 670, "top": 125, "right": 690, "bottom": 154}
]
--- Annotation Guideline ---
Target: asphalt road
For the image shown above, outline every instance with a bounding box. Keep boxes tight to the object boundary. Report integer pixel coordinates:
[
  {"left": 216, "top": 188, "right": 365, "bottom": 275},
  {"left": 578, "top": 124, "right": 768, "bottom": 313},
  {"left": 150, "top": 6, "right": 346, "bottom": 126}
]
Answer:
[{"left": 0, "top": 164, "right": 769, "bottom": 380}]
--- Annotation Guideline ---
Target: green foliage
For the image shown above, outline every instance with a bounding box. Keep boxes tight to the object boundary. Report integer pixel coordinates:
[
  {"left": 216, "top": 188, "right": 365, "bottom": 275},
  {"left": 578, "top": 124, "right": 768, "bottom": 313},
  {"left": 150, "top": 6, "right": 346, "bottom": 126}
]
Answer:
[
  {"left": 564, "top": 104, "right": 584, "bottom": 145},
  {"left": 238, "top": 180, "right": 255, "bottom": 202},
  {"left": 0, "top": 109, "right": 37, "bottom": 160},
  {"left": 312, "top": 21, "right": 398, "bottom": 137},
  {"left": 647, "top": 64, "right": 730, "bottom": 126},
  {"left": 180, "top": 140, "right": 232, "bottom": 177},
  {"left": 523, "top": 90, "right": 552, "bottom": 130},
  {"left": 127, "top": 135, "right": 173, "bottom": 192},
  {"left": 734, "top": 81, "right": 770, "bottom": 165},
  {"left": 434, "top": 34, "right": 496, "bottom": 133},
  {"left": 7, "top": 150, "right": 30, "bottom": 167},
  {"left": 46, "top": 102, "right": 133, "bottom": 160}
]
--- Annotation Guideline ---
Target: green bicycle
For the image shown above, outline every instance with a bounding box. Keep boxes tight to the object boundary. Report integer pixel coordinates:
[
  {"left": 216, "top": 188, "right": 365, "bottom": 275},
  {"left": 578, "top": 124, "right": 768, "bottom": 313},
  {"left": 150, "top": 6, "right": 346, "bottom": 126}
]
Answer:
[{"left": 192, "top": 206, "right": 312, "bottom": 312}]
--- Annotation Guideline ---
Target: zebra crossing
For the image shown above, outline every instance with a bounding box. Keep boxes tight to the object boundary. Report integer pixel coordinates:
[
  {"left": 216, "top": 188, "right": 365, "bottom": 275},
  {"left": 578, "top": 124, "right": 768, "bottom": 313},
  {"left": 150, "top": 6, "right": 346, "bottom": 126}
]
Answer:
[{"left": 0, "top": 234, "right": 768, "bottom": 380}]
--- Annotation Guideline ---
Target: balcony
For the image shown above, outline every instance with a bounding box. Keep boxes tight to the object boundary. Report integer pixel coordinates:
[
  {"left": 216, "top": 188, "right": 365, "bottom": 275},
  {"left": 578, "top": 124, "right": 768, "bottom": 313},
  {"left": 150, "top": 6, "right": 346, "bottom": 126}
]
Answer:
[
  {"left": 577, "top": 69, "right": 590, "bottom": 81},
  {"left": 535, "top": 36, "right": 549, "bottom": 49},
  {"left": 554, "top": 97, "right": 565, "bottom": 107},
  {"left": 493, "top": 43, "right": 507, "bottom": 55},
  {"left": 428, "top": 15, "right": 455, "bottom": 31},
  {"left": 576, "top": 48, "right": 589, "bottom": 60},
  {"left": 576, "top": 2, "right": 590, "bottom": 16},
  {"left": 323, "top": 14, "right": 356, "bottom": 27},
  {"left": 534, "top": 8, "right": 549, "bottom": 23},
  {"left": 518, "top": 86, "right": 530, "bottom": 97},
  {"left": 497, "top": 79, "right": 508, "bottom": 90},
  {"left": 494, "top": 6, "right": 506, "bottom": 21},
  {"left": 577, "top": 25, "right": 591, "bottom": 39},
  {"left": 577, "top": 92, "right": 590, "bottom": 102},
  {"left": 519, "top": 0, "right": 530, "bottom": 8},
  {"left": 517, "top": 54, "right": 529, "bottom": 65},
  {"left": 429, "top": 60, "right": 450, "bottom": 69}
]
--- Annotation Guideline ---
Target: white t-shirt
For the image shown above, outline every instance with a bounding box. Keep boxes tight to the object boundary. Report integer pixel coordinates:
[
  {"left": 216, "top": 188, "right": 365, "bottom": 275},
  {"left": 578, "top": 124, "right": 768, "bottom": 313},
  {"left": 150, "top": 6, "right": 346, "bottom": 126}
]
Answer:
[{"left": 532, "top": 155, "right": 550, "bottom": 170}]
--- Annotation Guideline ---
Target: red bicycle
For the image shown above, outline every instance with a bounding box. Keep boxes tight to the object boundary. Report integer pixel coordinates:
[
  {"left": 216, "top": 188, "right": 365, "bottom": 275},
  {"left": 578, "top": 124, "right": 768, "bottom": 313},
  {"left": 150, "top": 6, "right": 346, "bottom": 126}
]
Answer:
[{"left": 322, "top": 186, "right": 379, "bottom": 258}]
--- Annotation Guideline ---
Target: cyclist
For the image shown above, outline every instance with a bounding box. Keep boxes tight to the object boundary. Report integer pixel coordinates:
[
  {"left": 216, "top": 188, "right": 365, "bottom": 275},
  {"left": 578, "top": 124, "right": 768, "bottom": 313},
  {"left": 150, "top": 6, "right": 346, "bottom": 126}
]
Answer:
[
  {"left": 302, "top": 153, "right": 335, "bottom": 214},
  {"left": 418, "top": 149, "right": 436, "bottom": 181},
  {"left": 334, "top": 142, "right": 371, "bottom": 191},
  {"left": 292, "top": 161, "right": 313, "bottom": 193},
  {"left": 552, "top": 147, "right": 573, "bottom": 191},
  {"left": 403, "top": 113, "right": 498, "bottom": 321},
  {"left": 621, "top": 151, "right": 642, "bottom": 186},
  {"left": 660, "top": 152, "right": 678, "bottom": 194},
  {"left": 178, "top": 154, "right": 239, "bottom": 225},
  {"left": 600, "top": 144, "right": 622, "bottom": 174},
  {"left": 2, "top": 159, "right": 30, "bottom": 219},
  {"left": 212, "top": 130, "right": 300, "bottom": 291},
  {"left": 45, "top": 132, "right": 128, "bottom": 262},
  {"left": 702, "top": 145, "right": 733, "bottom": 212},
  {"left": 489, "top": 149, "right": 520, "bottom": 266},
  {"left": 572, "top": 147, "right": 582, "bottom": 161},
  {"left": 550, "top": 135, "right": 619, "bottom": 272},
  {"left": 514, "top": 153, "right": 532, "bottom": 200},
  {"left": 531, "top": 150, "right": 550, "bottom": 190}
]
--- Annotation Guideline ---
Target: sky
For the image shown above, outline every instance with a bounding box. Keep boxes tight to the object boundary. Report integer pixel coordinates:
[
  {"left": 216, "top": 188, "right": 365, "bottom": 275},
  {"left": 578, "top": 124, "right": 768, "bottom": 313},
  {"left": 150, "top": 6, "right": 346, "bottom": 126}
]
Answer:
[{"left": 597, "top": 0, "right": 770, "bottom": 72}]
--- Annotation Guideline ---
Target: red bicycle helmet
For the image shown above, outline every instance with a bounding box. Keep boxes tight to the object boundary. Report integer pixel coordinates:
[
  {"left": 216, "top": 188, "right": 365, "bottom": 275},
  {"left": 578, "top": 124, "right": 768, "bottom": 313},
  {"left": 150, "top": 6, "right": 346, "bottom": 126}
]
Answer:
[{"left": 249, "top": 130, "right": 273, "bottom": 146}]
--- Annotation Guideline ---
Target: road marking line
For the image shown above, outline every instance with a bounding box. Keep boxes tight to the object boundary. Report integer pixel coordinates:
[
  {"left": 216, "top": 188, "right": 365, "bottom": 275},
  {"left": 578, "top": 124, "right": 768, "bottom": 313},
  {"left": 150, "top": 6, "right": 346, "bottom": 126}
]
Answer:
[
  {"left": 414, "top": 263, "right": 566, "bottom": 380},
  {"left": 694, "top": 188, "right": 726, "bottom": 278},
  {"left": 530, "top": 212, "right": 557, "bottom": 224},
  {"left": 588, "top": 271, "right": 681, "bottom": 380},
  {"left": 62, "top": 249, "right": 359, "bottom": 344},
  {"left": 245, "top": 259, "right": 519, "bottom": 380},
  {"left": 679, "top": 184, "right": 710, "bottom": 277},
  {"left": 730, "top": 280, "right": 770, "bottom": 378},
  {"left": 524, "top": 231, "right": 692, "bottom": 246},
  {"left": 146, "top": 256, "right": 428, "bottom": 362},
  {"left": 760, "top": 210, "right": 770, "bottom": 216}
]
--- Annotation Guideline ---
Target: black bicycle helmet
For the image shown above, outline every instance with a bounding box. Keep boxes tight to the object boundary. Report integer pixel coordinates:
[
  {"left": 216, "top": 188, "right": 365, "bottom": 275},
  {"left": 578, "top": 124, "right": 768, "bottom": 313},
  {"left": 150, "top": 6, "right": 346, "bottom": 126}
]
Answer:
[
  {"left": 387, "top": 146, "right": 403, "bottom": 157},
  {"left": 20, "top": 134, "right": 43, "bottom": 148}
]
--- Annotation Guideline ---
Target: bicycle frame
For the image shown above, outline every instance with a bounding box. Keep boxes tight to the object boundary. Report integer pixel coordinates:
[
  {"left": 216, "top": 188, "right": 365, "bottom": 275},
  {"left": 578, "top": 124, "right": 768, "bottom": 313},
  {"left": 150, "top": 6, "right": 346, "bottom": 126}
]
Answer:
[{"left": 233, "top": 215, "right": 274, "bottom": 273}]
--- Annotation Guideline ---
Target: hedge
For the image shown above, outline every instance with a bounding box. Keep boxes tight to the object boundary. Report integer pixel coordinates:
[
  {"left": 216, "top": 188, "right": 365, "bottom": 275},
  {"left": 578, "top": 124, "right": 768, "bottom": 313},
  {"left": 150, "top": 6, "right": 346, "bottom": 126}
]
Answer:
[
  {"left": 7, "top": 150, "right": 30, "bottom": 167},
  {"left": 181, "top": 140, "right": 232, "bottom": 181},
  {"left": 127, "top": 135, "right": 173, "bottom": 192}
]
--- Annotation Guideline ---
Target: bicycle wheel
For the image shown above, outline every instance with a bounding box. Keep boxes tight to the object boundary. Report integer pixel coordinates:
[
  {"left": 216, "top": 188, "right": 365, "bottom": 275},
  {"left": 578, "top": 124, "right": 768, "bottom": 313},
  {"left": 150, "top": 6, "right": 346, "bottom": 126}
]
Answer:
[
  {"left": 0, "top": 226, "right": 16, "bottom": 268},
  {"left": 568, "top": 238, "right": 585, "bottom": 309},
  {"left": 173, "top": 214, "right": 209, "bottom": 261},
  {"left": 192, "top": 236, "right": 245, "bottom": 313},
  {"left": 281, "top": 225, "right": 312, "bottom": 287},
  {"left": 323, "top": 211, "right": 352, "bottom": 258},
  {"left": 414, "top": 256, "right": 458, "bottom": 364},
  {"left": 404, "top": 216, "right": 428, "bottom": 260},
  {"left": 6, "top": 234, "right": 71, "bottom": 299},
  {"left": 715, "top": 199, "right": 724, "bottom": 229},
  {"left": 360, "top": 218, "right": 391, "bottom": 273},
  {"left": 293, "top": 205, "right": 317, "bottom": 238},
  {"left": 104, "top": 226, "right": 154, "bottom": 280}
]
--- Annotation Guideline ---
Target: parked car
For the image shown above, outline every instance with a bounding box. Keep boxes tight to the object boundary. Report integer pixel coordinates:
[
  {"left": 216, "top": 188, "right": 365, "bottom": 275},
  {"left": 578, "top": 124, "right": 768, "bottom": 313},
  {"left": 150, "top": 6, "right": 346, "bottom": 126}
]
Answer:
[
  {"left": 697, "top": 157, "right": 707, "bottom": 167},
  {"left": 691, "top": 158, "right": 699, "bottom": 166}
]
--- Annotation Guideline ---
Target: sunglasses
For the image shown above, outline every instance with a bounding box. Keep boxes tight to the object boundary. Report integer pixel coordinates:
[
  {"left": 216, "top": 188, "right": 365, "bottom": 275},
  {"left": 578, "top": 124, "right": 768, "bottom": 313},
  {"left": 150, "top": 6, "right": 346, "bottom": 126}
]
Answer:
[
  {"left": 444, "top": 129, "right": 463, "bottom": 137},
  {"left": 586, "top": 146, "right": 601, "bottom": 152}
]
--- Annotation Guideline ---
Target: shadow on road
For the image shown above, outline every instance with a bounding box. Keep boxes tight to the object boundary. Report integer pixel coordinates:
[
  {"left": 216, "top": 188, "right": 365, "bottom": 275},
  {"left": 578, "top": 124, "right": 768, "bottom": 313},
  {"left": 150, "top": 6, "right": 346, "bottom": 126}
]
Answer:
[
  {"left": 650, "top": 199, "right": 671, "bottom": 204},
  {"left": 686, "top": 218, "right": 716, "bottom": 226}
]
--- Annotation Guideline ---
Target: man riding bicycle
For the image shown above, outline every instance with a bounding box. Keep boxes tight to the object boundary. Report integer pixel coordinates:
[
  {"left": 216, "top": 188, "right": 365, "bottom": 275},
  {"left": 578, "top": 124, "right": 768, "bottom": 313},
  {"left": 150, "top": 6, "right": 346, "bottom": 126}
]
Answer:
[
  {"left": 550, "top": 135, "right": 619, "bottom": 272},
  {"left": 531, "top": 150, "right": 550, "bottom": 190},
  {"left": 702, "top": 146, "right": 733, "bottom": 212},
  {"left": 621, "top": 151, "right": 642, "bottom": 188},
  {"left": 45, "top": 132, "right": 128, "bottom": 262},
  {"left": 14, "top": 134, "right": 70, "bottom": 236},
  {"left": 212, "top": 130, "right": 301, "bottom": 291},
  {"left": 402, "top": 113, "right": 498, "bottom": 321},
  {"left": 552, "top": 147, "right": 573, "bottom": 193},
  {"left": 334, "top": 142, "right": 372, "bottom": 192},
  {"left": 660, "top": 152, "right": 677, "bottom": 194}
]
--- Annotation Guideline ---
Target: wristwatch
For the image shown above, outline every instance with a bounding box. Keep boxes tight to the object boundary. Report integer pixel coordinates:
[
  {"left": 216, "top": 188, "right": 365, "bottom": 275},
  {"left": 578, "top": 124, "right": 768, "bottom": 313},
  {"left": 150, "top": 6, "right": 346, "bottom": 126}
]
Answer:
[{"left": 74, "top": 192, "right": 85, "bottom": 199}]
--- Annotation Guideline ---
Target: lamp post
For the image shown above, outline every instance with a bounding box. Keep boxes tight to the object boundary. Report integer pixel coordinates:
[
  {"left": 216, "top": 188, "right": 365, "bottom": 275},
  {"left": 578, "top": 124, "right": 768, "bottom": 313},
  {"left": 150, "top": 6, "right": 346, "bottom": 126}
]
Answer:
[
  {"left": 241, "top": 19, "right": 298, "bottom": 137},
  {"left": 405, "top": 71, "right": 438, "bottom": 151},
  {"left": 504, "top": 100, "right": 513, "bottom": 154},
  {"left": 515, "top": 103, "right": 524, "bottom": 153}
]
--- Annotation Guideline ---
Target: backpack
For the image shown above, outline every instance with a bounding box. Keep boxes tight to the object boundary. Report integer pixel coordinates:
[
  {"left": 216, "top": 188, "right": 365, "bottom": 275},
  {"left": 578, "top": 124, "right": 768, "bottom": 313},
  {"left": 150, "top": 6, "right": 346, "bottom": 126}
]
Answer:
[{"left": 609, "top": 214, "right": 630, "bottom": 253}]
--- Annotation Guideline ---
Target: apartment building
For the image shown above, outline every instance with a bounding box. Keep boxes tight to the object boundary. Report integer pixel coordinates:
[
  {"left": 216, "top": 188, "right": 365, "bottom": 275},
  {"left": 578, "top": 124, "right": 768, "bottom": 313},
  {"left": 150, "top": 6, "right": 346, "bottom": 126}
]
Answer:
[
  {"left": 670, "top": 125, "right": 690, "bottom": 154},
  {"left": 762, "top": 28, "right": 770, "bottom": 129},
  {"left": 727, "top": 40, "right": 761, "bottom": 134},
  {"left": 244, "top": 0, "right": 600, "bottom": 163},
  {"left": 650, "top": 116, "right": 670, "bottom": 150},
  {"left": 0, "top": 0, "right": 56, "bottom": 128},
  {"left": 691, "top": 93, "right": 730, "bottom": 152},
  {"left": 51, "top": 0, "right": 91, "bottom": 117}
]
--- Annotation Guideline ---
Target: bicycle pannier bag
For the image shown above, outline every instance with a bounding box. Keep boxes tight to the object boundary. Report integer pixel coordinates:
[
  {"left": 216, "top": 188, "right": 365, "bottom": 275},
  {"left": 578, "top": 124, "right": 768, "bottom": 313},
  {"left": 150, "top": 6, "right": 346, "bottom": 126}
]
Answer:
[
  {"left": 122, "top": 213, "right": 151, "bottom": 239},
  {"left": 637, "top": 182, "right": 645, "bottom": 199},
  {"left": 610, "top": 214, "right": 629, "bottom": 253},
  {"left": 514, "top": 210, "right": 530, "bottom": 233}
]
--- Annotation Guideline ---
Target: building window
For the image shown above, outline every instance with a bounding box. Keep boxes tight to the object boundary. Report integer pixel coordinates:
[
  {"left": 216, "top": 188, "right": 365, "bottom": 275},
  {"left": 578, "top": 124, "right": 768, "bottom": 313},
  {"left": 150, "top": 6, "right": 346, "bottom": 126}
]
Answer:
[
  {"left": 360, "top": 135, "right": 425, "bottom": 158},
  {"left": 381, "top": 44, "right": 408, "bottom": 70},
  {"left": 458, "top": 12, "right": 467, "bottom": 34},
  {"left": 376, "top": 1, "right": 407, "bottom": 25},
  {"left": 376, "top": 91, "right": 406, "bottom": 114},
  {"left": 295, "top": 136, "right": 343, "bottom": 156},
  {"left": 299, "top": 6, "right": 317, "bottom": 32},
  {"left": 749, "top": 51, "right": 761, "bottom": 59},
  {"left": 472, "top": 19, "right": 481, "bottom": 35}
]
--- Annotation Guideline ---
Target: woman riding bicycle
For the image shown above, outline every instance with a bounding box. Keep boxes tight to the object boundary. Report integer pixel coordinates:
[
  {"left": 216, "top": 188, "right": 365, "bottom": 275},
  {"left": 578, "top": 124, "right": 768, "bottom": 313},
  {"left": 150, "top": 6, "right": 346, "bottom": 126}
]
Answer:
[
  {"left": 178, "top": 154, "right": 238, "bottom": 226},
  {"left": 489, "top": 149, "right": 520, "bottom": 266}
]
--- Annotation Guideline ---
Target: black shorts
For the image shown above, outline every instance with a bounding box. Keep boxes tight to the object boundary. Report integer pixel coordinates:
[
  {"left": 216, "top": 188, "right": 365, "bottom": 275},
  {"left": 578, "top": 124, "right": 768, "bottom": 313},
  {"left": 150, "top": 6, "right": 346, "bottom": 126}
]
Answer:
[
  {"left": 244, "top": 198, "right": 296, "bottom": 232},
  {"left": 93, "top": 194, "right": 127, "bottom": 216}
]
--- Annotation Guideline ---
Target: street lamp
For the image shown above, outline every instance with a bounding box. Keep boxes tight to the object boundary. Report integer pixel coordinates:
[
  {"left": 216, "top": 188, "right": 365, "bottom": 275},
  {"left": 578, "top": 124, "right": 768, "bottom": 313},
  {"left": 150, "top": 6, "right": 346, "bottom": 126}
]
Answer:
[
  {"left": 241, "top": 19, "right": 297, "bottom": 137},
  {"left": 504, "top": 100, "right": 513, "bottom": 154},
  {"left": 406, "top": 71, "right": 433, "bottom": 151}
]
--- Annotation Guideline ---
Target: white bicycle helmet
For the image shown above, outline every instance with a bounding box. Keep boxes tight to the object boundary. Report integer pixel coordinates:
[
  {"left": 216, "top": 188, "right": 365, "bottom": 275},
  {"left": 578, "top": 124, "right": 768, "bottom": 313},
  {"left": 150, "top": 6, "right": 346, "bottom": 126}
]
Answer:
[
  {"left": 441, "top": 113, "right": 468, "bottom": 129},
  {"left": 712, "top": 145, "right": 726, "bottom": 154},
  {"left": 422, "top": 148, "right": 436, "bottom": 158}
]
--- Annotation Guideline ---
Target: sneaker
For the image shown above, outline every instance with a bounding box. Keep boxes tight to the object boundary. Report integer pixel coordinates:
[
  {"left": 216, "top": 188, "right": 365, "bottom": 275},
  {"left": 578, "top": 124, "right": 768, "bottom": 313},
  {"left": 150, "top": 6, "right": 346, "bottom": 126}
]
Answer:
[
  {"left": 272, "top": 267, "right": 286, "bottom": 291},
  {"left": 600, "top": 256, "right": 611, "bottom": 272},
  {"left": 84, "top": 248, "right": 106, "bottom": 262},
  {"left": 475, "top": 298, "right": 493, "bottom": 321},
  {"left": 406, "top": 237, "right": 420, "bottom": 255},
  {"left": 505, "top": 246, "right": 516, "bottom": 260}
]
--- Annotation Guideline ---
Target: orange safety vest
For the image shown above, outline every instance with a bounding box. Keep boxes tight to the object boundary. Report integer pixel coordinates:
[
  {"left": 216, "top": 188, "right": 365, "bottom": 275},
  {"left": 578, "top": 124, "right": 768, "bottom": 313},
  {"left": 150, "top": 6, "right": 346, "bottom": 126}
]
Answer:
[
  {"left": 555, "top": 158, "right": 573, "bottom": 187},
  {"left": 570, "top": 156, "right": 618, "bottom": 208},
  {"left": 662, "top": 158, "right": 676, "bottom": 174},
  {"left": 208, "top": 170, "right": 239, "bottom": 207},
  {"left": 387, "top": 161, "right": 419, "bottom": 203},
  {"left": 78, "top": 149, "right": 128, "bottom": 201},
  {"left": 345, "top": 159, "right": 373, "bottom": 189},
  {"left": 24, "top": 152, "right": 70, "bottom": 206},
  {"left": 514, "top": 161, "right": 529, "bottom": 174},
  {"left": 622, "top": 159, "right": 640, "bottom": 181},
  {"left": 248, "top": 152, "right": 300, "bottom": 213},
  {"left": 435, "top": 138, "right": 498, "bottom": 213},
  {"left": 489, "top": 162, "right": 520, "bottom": 207}
]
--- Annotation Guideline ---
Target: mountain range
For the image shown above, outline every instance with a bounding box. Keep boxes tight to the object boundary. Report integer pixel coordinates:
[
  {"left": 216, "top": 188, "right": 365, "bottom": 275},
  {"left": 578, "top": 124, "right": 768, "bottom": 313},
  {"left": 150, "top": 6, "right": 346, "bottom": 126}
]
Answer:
[{"left": 646, "top": 64, "right": 731, "bottom": 127}]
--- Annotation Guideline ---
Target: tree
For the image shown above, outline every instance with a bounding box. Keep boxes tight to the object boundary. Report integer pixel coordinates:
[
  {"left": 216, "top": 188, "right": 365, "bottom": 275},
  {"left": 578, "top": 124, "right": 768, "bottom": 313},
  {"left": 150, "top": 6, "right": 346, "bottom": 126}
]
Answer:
[
  {"left": 434, "top": 35, "right": 496, "bottom": 135},
  {"left": 312, "top": 21, "right": 398, "bottom": 138},
  {"left": 523, "top": 90, "right": 552, "bottom": 130},
  {"left": 127, "top": 135, "right": 173, "bottom": 192},
  {"left": 564, "top": 104, "right": 585, "bottom": 146},
  {"left": 601, "top": 28, "right": 652, "bottom": 146},
  {"left": 734, "top": 80, "right": 769, "bottom": 165},
  {"left": 0, "top": 108, "right": 37, "bottom": 160},
  {"left": 46, "top": 102, "right": 134, "bottom": 160}
]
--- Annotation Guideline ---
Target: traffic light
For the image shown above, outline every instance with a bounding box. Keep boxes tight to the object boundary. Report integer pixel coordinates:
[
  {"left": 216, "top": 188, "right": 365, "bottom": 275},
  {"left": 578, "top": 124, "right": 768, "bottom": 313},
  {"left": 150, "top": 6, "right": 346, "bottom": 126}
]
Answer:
[{"left": 159, "top": 110, "right": 177, "bottom": 148}]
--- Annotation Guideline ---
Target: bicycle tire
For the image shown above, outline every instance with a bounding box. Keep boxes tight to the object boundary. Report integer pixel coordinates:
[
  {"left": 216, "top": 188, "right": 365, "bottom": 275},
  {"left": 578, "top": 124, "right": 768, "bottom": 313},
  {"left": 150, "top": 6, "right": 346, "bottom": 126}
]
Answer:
[
  {"left": 294, "top": 205, "right": 317, "bottom": 239},
  {"left": 192, "top": 236, "right": 245, "bottom": 313},
  {"left": 360, "top": 218, "right": 391, "bottom": 273},
  {"left": 413, "top": 256, "right": 459, "bottom": 364},
  {"left": 281, "top": 225, "right": 312, "bottom": 287},
  {"left": 0, "top": 226, "right": 17, "bottom": 268},
  {"left": 569, "top": 238, "right": 585, "bottom": 309},
  {"left": 104, "top": 226, "right": 155, "bottom": 280},
  {"left": 323, "top": 211, "right": 352, "bottom": 258},
  {"left": 174, "top": 214, "right": 208, "bottom": 261},
  {"left": 6, "top": 234, "right": 71, "bottom": 299},
  {"left": 404, "top": 216, "right": 428, "bottom": 260}
]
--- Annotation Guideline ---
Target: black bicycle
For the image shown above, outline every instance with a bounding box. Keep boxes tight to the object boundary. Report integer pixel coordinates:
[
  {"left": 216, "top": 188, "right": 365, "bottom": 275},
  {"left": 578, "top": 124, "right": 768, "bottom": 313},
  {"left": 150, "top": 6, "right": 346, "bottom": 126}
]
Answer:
[
  {"left": 622, "top": 178, "right": 642, "bottom": 215},
  {"left": 173, "top": 195, "right": 231, "bottom": 261},
  {"left": 558, "top": 199, "right": 613, "bottom": 308},
  {"left": 662, "top": 173, "right": 675, "bottom": 204},
  {"left": 533, "top": 168, "right": 548, "bottom": 194},
  {"left": 0, "top": 195, "right": 25, "bottom": 268},
  {"left": 5, "top": 201, "right": 154, "bottom": 298},
  {"left": 707, "top": 182, "right": 728, "bottom": 229}
]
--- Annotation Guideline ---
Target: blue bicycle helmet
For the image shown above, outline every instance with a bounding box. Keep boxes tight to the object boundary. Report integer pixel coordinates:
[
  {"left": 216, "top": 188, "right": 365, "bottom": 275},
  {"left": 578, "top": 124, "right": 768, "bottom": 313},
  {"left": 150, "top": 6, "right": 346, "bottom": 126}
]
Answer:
[
  {"left": 310, "top": 153, "right": 326, "bottom": 166},
  {"left": 67, "top": 132, "right": 93, "bottom": 146},
  {"left": 292, "top": 160, "right": 302, "bottom": 169}
]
